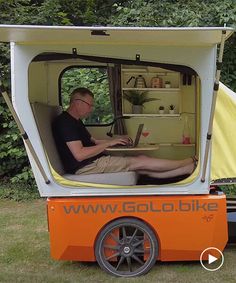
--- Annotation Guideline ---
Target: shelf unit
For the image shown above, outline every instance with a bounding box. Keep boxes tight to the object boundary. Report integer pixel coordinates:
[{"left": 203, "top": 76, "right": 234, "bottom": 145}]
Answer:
[
  {"left": 120, "top": 65, "right": 196, "bottom": 158},
  {"left": 121, "top": 65, "right": 181, "bottom": 116}
]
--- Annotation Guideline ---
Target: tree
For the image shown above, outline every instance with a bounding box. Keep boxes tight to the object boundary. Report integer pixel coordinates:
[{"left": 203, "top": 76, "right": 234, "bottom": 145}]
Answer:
[
  {"left": 110, "top": 0, "right": 236, "bottom": 90},
  {"left": 0, "top": 0, "right": 124, "bottom": 182}
]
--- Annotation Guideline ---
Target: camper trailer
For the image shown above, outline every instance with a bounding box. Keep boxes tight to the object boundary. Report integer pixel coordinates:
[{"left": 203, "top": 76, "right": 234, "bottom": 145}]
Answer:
[{"left": 0, "top": 25, "right": 235, "bottom": 277}]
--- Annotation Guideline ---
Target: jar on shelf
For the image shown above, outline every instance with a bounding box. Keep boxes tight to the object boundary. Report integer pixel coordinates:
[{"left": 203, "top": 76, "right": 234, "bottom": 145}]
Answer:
[{"left": 151, "top": 75, "right": 163, "bottom": 88}]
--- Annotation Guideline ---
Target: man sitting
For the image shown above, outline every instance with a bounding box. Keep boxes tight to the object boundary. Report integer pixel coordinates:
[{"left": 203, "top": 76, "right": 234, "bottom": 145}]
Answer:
[{"left": 52, "top": 87, "right": 197, "bottom": 178}]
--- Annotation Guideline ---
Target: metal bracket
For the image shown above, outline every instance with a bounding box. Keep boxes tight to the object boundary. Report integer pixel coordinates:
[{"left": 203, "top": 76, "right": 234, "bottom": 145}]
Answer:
[{"left": 136, "top": 54, "right": 141, "bottom": 62}]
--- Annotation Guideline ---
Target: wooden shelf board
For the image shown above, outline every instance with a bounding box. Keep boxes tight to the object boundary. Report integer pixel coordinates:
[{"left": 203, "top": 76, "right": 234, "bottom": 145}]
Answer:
[
  {"left": 172, "top": 143, "right": 195, "bottom": 147},
  {"left": 121, "top": 69, "right": 177, "bottom": 74},
  {"left": 122, "top": 88, "right": 180, "bottom": 91},
  {"left": 159, "top": 143, "right": 195, "bottom": 147},
  {"left": 123, "top": 113, "right": 180, "bottom": 117}
]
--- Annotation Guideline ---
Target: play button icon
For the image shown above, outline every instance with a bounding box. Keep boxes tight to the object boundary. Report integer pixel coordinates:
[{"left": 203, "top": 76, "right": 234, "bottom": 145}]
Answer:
[
  {"left": 200, "top": 247, "right": 224, "bottom": 271},
  {"left": 208, "top": 254, "right": 218, "bottom": 264}
]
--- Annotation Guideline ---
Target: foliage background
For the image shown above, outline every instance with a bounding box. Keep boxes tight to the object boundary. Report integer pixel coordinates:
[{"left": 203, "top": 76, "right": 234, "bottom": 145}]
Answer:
[
  {"left": 61, "top": 67, "right": 113, "bottom": 124},
  {"left": 0, "top": 0, "right": 235, "bottom": 191}
]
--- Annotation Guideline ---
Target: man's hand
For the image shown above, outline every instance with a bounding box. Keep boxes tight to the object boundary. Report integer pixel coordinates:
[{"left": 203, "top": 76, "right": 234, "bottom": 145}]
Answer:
[
  {"left": 110, "top": 136, "right": 133, "bottom": 146},
  {"left": 92, "top": 136, "right": 133, "bottom": 147},
  {"left": 107, "top": 137, "right": 131, "bottom": 147}
]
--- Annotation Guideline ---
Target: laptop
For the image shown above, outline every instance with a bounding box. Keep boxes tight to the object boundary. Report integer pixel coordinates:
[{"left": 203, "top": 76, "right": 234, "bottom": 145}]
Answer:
[{"left": 110, "top": 124, "right": 144, "bottom": 148}]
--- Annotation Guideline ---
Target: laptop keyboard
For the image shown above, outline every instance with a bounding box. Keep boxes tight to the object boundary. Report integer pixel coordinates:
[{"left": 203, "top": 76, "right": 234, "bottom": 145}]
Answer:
[{"left": 109, "top": 143, "right": 134, "bottom": 148}]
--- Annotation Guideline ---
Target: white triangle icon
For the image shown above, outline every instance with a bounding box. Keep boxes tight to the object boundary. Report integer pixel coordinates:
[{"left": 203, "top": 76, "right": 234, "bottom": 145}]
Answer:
[{"left": 208, "top": 254, "right": 218, "bottom": 264}]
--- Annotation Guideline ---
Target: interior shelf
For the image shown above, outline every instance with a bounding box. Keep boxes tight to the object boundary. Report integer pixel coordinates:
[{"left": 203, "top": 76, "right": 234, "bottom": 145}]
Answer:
[
  {"left": 123, "top": 87, "right": 180, "bottom": 92},
  {"left": 121, "top": 69, "right": 176, "bottom": 74},
  {"left": 123, "top": 113, "right": 180, "bottom": 117},
  {"left": 158, "top": 143, "right": 195, "bottom": 147},
  {"left": 172, "top": 143, "right": 195, "bottom": 147}
]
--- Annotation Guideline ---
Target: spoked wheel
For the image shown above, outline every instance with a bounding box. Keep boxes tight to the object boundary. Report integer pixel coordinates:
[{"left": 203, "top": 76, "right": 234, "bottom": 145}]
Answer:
[{"left": 95, "top": 218, "right": 158, "bottom": 277}]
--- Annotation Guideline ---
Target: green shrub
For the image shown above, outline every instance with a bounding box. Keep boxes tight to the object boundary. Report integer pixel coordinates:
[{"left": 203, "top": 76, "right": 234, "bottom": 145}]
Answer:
[
  {"left": 0, "top": 179, "right": 40, "bottom": 201},
  {"left": 220, "top": 185, "right": 236, "bottom": 197}
]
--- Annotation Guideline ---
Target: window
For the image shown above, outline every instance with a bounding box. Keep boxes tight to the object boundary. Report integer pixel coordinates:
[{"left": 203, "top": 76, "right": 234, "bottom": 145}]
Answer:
[{"left": 60, "top": 67, "right": 114, "bottom": 124}]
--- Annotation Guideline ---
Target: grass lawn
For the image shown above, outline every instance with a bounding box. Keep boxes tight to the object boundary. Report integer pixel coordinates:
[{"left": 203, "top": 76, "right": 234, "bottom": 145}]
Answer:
[{"left": 0, "top": 199, "right": 235, "bottom": 283}]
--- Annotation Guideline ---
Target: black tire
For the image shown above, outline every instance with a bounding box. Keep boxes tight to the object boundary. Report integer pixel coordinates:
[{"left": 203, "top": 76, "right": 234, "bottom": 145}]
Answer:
[{"left": 95, "top": 218, "right": 158, "bottom": 277}]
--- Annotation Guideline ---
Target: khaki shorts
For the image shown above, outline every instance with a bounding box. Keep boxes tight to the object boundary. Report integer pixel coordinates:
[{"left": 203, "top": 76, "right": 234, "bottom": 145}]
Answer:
[{"left": 75, "top": 155, "right": 130, "bottom": 175}]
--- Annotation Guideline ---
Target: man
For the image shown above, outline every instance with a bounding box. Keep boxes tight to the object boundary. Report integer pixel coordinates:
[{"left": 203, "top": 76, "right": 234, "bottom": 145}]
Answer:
[{"left": 52, "top": 87, "right": 197, "bottom": 178}]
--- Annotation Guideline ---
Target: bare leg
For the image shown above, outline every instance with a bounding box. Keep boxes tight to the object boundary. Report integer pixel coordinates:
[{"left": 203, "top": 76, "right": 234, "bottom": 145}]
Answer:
[
  {"left": 138, "top": 163, "right": 194, "bottom": 179},
  {"left": 128, "top": 155, "right": 193, "bottom": 172}
]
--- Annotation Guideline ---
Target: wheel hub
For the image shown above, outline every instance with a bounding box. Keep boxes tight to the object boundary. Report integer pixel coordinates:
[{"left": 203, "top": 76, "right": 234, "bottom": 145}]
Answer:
[{"left": 123, "top": 246, "right": 131, "bottom": 254}]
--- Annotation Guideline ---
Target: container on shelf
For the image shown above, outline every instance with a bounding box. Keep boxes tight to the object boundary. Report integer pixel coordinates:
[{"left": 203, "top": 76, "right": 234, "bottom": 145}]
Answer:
[
  {"left": 165, "top": 81, "right": 171, "bottom": 88},
  {"left": 159, "top": 106, "right": 165, "bottom": 114},
  {"left": 132, "top": 105, "right": 143, "bottom": 114},
  {"left": 169, "top": 104, "right": 175, "bottom": 114},
  {"left": 134, "top": 75, "right": 147, "bottom": 88},
  {"left": 151, "top": 76, "right": 163, "bottom": 88}
]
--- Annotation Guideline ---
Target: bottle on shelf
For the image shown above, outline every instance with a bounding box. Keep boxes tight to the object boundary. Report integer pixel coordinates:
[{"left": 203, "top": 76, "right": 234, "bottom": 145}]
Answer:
[{"left": 182, "top": 116, "right": 191, "bottom": 144}]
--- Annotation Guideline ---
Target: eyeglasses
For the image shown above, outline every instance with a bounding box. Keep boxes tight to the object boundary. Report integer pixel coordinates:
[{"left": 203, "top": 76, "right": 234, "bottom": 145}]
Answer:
[{"left": 75, "top": 98, "right": 94, "bottom": 108}]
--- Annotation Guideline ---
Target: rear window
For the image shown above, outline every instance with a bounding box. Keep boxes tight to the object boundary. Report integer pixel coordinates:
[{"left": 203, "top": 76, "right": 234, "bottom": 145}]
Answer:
[{"left": 60, "top": 67, "right": 113, "bottom": 124}]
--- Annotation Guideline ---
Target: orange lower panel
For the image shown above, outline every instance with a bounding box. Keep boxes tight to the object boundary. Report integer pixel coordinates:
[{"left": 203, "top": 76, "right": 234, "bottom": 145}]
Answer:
[
  {"left": 61, "top": 246, "right": 95, "bottom": 261},
  {"left": 47, "top": 194, "right": 228, "bottom": 262}
]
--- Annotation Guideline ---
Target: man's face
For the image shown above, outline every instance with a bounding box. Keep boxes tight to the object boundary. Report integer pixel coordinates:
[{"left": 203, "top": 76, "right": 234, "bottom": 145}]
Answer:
[{"left": 74, "top": 94, "right": 94, "bottom": 118}]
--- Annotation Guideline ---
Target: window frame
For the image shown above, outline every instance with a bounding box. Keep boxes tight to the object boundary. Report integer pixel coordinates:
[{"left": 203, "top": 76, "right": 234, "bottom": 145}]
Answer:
[{"left": 58, "top": 65, "right": 114, "bottom": 127}]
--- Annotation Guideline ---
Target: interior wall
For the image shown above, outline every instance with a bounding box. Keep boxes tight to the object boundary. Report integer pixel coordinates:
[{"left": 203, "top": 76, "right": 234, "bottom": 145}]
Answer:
[
  {"left": 28, "top": 62, "right": 48, "bottom": 103},
  {"left": 123, "top": 75, "right": 197, "bottom": 159},
  {"left": 28, "top": 58, "right": 197, "bottom": 160},
  {"left": 29, "top": 61, "right": 69, "bottom": 105}
]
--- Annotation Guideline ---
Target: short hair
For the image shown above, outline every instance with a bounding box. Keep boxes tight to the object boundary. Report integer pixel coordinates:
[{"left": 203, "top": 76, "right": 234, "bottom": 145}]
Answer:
[
  {"left": 71, "top": 87, "right": 94, "bottom": 97},
  {"left": 70, "top": 87, "right": 94, "bottom": 103}
]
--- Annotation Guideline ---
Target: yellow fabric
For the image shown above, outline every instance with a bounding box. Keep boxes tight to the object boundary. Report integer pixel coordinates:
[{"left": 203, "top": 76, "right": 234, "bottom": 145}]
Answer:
[{"left": 211, "top": 83, "right": 236, "bottom": 181}]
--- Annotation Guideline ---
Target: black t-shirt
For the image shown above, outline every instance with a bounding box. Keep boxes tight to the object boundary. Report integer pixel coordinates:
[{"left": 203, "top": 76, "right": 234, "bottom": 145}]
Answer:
[{"left": 52, "top": 111, "right": 104, "bottom": 174}]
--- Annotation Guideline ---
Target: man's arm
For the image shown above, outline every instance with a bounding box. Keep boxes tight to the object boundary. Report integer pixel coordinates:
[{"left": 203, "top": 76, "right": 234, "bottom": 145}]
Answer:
[
  {"left": 66, "top": 137, "right": 128, "bottom": 161},
  {"left": 91, "top": 137, "right": 108, "bottom": 145}
]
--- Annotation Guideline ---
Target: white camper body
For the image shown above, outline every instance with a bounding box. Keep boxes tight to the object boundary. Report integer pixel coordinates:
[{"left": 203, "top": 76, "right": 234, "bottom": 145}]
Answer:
[{"left": 0, "top": 25, "right": 234, "bottom": 197}]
